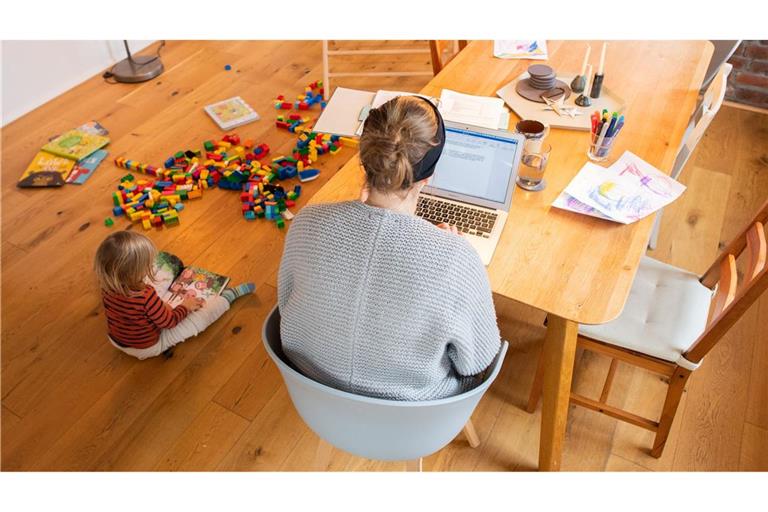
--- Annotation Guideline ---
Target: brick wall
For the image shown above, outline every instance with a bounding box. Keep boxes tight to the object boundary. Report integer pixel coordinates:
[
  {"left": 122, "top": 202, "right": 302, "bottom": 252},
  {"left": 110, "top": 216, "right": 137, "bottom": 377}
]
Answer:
[{"left": 726, "top": 40, "right": 768, "bottom": 109}]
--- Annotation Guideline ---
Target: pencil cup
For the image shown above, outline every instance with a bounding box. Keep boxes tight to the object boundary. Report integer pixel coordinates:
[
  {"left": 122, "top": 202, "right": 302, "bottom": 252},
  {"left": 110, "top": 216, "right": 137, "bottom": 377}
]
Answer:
[{"left": 587, "top": 133, "right": 616, "bottom": 162}]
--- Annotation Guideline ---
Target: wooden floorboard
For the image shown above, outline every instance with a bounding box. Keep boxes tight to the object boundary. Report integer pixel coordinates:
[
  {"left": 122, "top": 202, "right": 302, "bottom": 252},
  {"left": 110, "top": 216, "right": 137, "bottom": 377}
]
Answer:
[{"left": 2, "top": 40, "right": 767, "bottom": 471}]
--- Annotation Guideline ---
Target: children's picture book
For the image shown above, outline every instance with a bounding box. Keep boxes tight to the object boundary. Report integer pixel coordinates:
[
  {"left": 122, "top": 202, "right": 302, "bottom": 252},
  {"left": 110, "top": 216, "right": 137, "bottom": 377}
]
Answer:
[
  {"left": 204, "top": 96, "right": 260, "bottom": 130},
  {"left": 65, "top": 149, "right": 109, "bottom": 185},
  {"left": 17, "top": 151, "right": 75, "bottom": 188},
  {"left": 553, "top": 151, "right": 686, "bottom": 224},
  {"left": 76, "top": 120, "right": 109, "bottom": 137},
  {"left": 41, "top": 129, "right": 110, "bottom": 161},
  {"left": 493, "top": 40, "right": 548, "bottom": 60},
  {"left": 153, "top": 252, "right": 230, "bottom": 308}
]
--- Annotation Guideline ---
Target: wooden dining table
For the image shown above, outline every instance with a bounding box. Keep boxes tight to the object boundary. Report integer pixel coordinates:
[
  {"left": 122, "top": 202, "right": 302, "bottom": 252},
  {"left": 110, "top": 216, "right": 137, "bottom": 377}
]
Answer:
[{"left": 307, "top": 40, "right": 713, "bottom": 470}]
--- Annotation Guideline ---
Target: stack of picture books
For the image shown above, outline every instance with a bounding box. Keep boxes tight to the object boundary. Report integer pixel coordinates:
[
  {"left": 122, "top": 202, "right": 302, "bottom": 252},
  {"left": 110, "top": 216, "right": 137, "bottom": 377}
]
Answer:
[{"left": 18, "top": 121, "right": 110, "bottom": 188}]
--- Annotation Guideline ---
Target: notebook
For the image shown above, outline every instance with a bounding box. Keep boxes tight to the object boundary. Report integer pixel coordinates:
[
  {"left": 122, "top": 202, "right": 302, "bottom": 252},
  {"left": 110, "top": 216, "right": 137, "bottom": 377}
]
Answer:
[{"left": 312, "top": 88, "right": 433, "bottom": 137}]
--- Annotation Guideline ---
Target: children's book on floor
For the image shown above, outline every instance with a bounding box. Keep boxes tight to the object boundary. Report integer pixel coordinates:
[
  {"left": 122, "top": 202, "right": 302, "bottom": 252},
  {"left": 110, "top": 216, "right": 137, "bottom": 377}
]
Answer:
[
  {"left": 154, "top": 252, "right": 230, "bottom": 308},
  {"left": 41, "top": 128, "right": 110, "bottom": 160},
  {"left": 18, "top": 151, "right": 75, "bottom": 187},
  {"left": 204, "top": 96, "right": 260, "bottom": 130}
]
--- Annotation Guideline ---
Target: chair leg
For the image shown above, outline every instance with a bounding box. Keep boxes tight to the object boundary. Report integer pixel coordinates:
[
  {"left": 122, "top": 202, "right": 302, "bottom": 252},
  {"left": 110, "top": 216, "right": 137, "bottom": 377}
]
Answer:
[
  {"left": 463, "top": 419, "right": 481, "bottom": 448},
  {"left": 313, "top": 438, "right": 334, "bottom": 471},
  {"left": 599, "top": 358, "right": 619, "bottom": 403},
  {"left": 322, "top": 40, "right": 330, "bottom": 100},
  {"left": 526, "top": 348, "right": 545, "bottom": 413},
  {"left": 650, "top": 367, "right": 691, "bottom": 458},
  {"left": 648, "top": 211, "right": 663, "bottom": 250},
  {"left": 428, "top": 40, "right": 442, "bottom": 75},
  {"left": 405, "top": 458, "right": 423, "bottom": 472}
]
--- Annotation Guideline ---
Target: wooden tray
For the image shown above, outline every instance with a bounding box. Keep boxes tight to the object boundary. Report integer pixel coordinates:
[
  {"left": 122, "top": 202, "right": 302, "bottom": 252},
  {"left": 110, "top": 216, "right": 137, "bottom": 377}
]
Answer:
[{"left": 497, "top": 70, "right": 626, "bottom": 131}]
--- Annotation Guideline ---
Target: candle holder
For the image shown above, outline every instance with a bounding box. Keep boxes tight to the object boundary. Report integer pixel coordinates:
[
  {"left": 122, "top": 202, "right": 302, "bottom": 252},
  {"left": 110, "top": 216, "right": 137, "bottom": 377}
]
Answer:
[
  {"left": 570, "top": 74, "right": 586, "bottom": 93},
  {"left": 590, "top": 73, "right": 604, "bottom": 99},
  {"left": 575, "top": 93, "right": 592, "bottom": 107}
]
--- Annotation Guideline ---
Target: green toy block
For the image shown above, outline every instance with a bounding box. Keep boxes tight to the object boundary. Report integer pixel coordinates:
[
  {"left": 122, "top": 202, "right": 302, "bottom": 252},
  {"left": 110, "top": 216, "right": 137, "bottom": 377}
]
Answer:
[
  {"left": 174, "top": 151, "right": 184, "bottom": 159},
  {"left": 204, "top": 140, "right": 215, "bottom": 152},
  {"left": 104, "top": 217, "right": 114, "bottom": 227},
  {"left": 120, "top": 173, "right": 134, "bottom": 182},
  {"left": 276, "top": 218, "right": 285, "bottom": 229}
]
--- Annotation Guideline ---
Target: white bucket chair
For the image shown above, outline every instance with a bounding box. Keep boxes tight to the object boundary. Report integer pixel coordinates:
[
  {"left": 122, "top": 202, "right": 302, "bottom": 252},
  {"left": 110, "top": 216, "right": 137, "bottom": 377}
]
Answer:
[
  {"left": 648, "top": 62, "right": 733, "bottom": 250},
  {"left": 262, "top": 305, "right": 508, "bottom": 471}
]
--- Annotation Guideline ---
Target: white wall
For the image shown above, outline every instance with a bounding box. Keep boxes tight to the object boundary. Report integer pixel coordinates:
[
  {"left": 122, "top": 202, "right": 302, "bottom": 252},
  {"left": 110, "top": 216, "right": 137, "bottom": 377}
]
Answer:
[{"left": 1, "top": 40, "right": 154, "bottom": 125}]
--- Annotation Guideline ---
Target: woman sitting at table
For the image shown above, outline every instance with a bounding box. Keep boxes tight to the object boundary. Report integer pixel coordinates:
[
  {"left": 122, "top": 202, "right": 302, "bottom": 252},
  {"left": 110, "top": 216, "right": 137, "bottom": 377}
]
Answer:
[{"left": 277, "top": 95, "right": 501, "bottom": 401}]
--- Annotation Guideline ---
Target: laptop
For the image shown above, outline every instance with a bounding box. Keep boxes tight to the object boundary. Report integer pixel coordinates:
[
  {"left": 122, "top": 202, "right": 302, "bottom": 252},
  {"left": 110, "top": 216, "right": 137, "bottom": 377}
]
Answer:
[{"left": 416, "top": 121, "right": 524, "bottom": 265}]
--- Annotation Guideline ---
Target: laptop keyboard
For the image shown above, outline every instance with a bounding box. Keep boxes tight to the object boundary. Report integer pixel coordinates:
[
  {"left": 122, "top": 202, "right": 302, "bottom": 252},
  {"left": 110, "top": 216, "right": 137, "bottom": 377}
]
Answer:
[{"left": 416, "top": 196, "right": 498, "bottom": 238}]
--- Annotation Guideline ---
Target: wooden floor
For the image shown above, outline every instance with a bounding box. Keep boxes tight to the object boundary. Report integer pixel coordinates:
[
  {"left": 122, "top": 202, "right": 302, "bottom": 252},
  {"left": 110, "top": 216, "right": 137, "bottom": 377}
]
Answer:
[{"left": 2, "top": 40, "right": 767, "bottom": 471}]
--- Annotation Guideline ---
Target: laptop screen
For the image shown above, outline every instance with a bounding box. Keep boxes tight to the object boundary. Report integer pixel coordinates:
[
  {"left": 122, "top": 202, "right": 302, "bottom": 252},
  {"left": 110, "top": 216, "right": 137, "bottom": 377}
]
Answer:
[{"left": 427, "top": 126, "right": 521, "bottom": 207}]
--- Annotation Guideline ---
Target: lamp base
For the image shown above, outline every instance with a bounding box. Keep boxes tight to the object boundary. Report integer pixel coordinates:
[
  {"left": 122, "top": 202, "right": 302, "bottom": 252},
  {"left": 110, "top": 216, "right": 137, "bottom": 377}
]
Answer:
[{"left": 111, "top": 55, "right": 164, "bottom": 83}]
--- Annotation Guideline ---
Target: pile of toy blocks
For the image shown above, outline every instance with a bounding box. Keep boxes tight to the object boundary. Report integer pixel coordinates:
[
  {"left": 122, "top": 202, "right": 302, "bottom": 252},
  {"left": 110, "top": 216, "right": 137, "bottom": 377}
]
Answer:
[
  {"left": 240, "top": 181, "right": 302, "bottom": 228},
  {"left": 274, "top": 80, "right": 326, "bottom": 111},
  {"left": 110, "top": 134, "right": 275, "bottom": 229},
  {"left": 110, "top": 173, "right": 187, "bottom": 230},
  {"left": 276, "top": 113, "right": 311, "bottom": 133}
]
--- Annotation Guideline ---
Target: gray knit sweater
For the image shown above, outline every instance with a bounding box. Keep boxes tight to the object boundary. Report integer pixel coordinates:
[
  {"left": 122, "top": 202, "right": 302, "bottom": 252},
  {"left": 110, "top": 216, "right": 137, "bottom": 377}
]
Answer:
[{"left": 277, "top": 201, "right": 501, "bottom": 401}]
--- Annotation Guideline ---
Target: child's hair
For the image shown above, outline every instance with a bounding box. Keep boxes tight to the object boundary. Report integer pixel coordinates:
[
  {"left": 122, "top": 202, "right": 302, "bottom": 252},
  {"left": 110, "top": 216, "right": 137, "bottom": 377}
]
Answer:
[
  {"left": 94, "top": 231, "right": 157, "bottom": 296},
  {"left": 359, "top": 96, "right": 439, "bottom": 193}
]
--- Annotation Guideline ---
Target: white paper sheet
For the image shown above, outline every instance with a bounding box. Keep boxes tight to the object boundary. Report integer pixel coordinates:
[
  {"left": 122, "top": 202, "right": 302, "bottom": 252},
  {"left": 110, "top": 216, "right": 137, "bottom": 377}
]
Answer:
[
  {"left": 553, "top": 151, "right": 686, "bottom": 224},
  {"left": 438, "top": 89, "right": 509, "bottom": 130}
]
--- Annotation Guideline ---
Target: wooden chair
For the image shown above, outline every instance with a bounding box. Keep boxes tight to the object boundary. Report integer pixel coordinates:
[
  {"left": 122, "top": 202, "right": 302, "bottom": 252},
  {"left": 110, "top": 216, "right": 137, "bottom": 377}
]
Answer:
[
  {"left": 648, "top": 62, "right": 733, "bottom": 249},
  {"left": 527, "top": 198, "right": 768, "bottom": 458},
  {"left": 321, "top": 40, "right": 468, "bottom": 100}
]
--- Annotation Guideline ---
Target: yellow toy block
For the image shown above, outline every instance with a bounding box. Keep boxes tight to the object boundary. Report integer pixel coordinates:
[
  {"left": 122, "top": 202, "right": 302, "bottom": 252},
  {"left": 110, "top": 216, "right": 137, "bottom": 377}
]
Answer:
[
  {"left": 340, "top": 136, "right": 359, "bottom": 148},
  {"left": 217, "top": 141, "right": 232, "bottom": 149},
  {"left": 142, "top": 219, "right": 152, "bottom": 230}
]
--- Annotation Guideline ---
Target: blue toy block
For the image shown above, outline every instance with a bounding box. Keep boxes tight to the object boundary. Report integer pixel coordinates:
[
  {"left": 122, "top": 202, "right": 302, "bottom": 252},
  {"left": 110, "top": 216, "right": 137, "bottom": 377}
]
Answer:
[
  {"left": 174, "top": 203, "right": 184, "bottom": 211},
  {"left": 224, "top": 64, "right": 232, "bottom": 71},
  {"left": 298, "top": 169, "right": 320, "bottom": 183},
  {"left": 112, "top": 206, "right": 124, "bottom": 216},
  {"left": 244, "top": 210, "right": 256, "bottom": 220}
]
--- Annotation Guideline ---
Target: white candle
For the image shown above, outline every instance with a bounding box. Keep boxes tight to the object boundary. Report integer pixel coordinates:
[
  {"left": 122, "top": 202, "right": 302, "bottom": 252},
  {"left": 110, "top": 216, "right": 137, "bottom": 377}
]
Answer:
[
  {"left": 580, "top": 44, "right": 591, "bottom": 76},
  {"left": 583, "top": 64, "right": 593, "bottom": 94},
  {"left": 598, "top": 42, "right": 607, "bottom": 75}
]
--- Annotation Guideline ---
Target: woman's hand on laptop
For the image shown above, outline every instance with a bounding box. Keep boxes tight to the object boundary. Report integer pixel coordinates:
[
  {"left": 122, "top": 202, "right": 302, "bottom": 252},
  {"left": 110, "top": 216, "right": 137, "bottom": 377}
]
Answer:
[{"left": 436, "top": 223, "right": 462, "bottom": 236}]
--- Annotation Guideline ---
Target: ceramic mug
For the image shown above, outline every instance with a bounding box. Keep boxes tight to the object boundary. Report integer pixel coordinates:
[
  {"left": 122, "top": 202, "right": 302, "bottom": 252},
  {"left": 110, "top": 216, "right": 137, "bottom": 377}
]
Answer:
[{"left": 515, "top": 120, "right": 550, "bottom": 154}]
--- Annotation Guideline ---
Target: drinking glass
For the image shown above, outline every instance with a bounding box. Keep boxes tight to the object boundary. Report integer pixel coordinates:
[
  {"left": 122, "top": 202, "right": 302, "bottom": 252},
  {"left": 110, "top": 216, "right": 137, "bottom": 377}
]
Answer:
[{"left": 516, "top": 143, "right": 551, "bottom": 191}]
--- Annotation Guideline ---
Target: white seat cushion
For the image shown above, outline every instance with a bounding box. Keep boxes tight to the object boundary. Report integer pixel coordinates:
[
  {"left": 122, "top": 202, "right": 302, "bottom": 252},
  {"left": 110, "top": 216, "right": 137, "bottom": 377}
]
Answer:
[{"left": 579, "top": 256, "right": 713, "bottom": 363}]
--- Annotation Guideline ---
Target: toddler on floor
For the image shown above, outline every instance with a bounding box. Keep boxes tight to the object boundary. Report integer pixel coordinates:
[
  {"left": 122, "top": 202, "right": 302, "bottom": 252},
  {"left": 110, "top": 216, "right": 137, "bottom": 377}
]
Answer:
[{"left": 94, "top": 231, "right": 254, "bottom": 360}]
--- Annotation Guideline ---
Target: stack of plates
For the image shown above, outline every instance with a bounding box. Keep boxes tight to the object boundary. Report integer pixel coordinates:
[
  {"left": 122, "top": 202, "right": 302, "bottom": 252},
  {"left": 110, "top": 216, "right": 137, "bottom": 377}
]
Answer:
[
  {"left": 515, "top": 64, "right": 572, "bottom": 104},
  {"left": 527, "top": 65, "right": 557, "bottom": 90}
]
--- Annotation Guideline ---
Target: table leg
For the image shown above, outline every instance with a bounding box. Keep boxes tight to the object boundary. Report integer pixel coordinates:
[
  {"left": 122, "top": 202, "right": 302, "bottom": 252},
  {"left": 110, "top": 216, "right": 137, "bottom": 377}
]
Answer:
[{"left": 538, "top": 314, "right": 579, "bottom": 471}]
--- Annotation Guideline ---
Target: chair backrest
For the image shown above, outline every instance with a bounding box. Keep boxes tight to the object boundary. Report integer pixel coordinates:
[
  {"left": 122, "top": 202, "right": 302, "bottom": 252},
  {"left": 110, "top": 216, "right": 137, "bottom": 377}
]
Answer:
[
  {"left": 684, "top": 198, "right": 768, "bottom": 364},
  {"left": 673, "top": 62, "right": 733, "bottom": 178},
  {"left": 262, "top": 305, "right": 508, "bottom": 461}
]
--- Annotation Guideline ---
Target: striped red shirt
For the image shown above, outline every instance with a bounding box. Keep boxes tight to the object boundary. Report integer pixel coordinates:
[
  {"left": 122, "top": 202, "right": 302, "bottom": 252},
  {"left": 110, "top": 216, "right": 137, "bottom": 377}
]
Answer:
[{"left": 102, "top": 285, "right": 189, "bottom": 349}]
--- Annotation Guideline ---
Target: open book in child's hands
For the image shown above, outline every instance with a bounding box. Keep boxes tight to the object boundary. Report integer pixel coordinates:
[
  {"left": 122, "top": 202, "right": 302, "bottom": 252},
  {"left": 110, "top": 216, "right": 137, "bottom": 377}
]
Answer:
[{"left": 153, "top": 252, "right": 230, "bottom": 308}]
